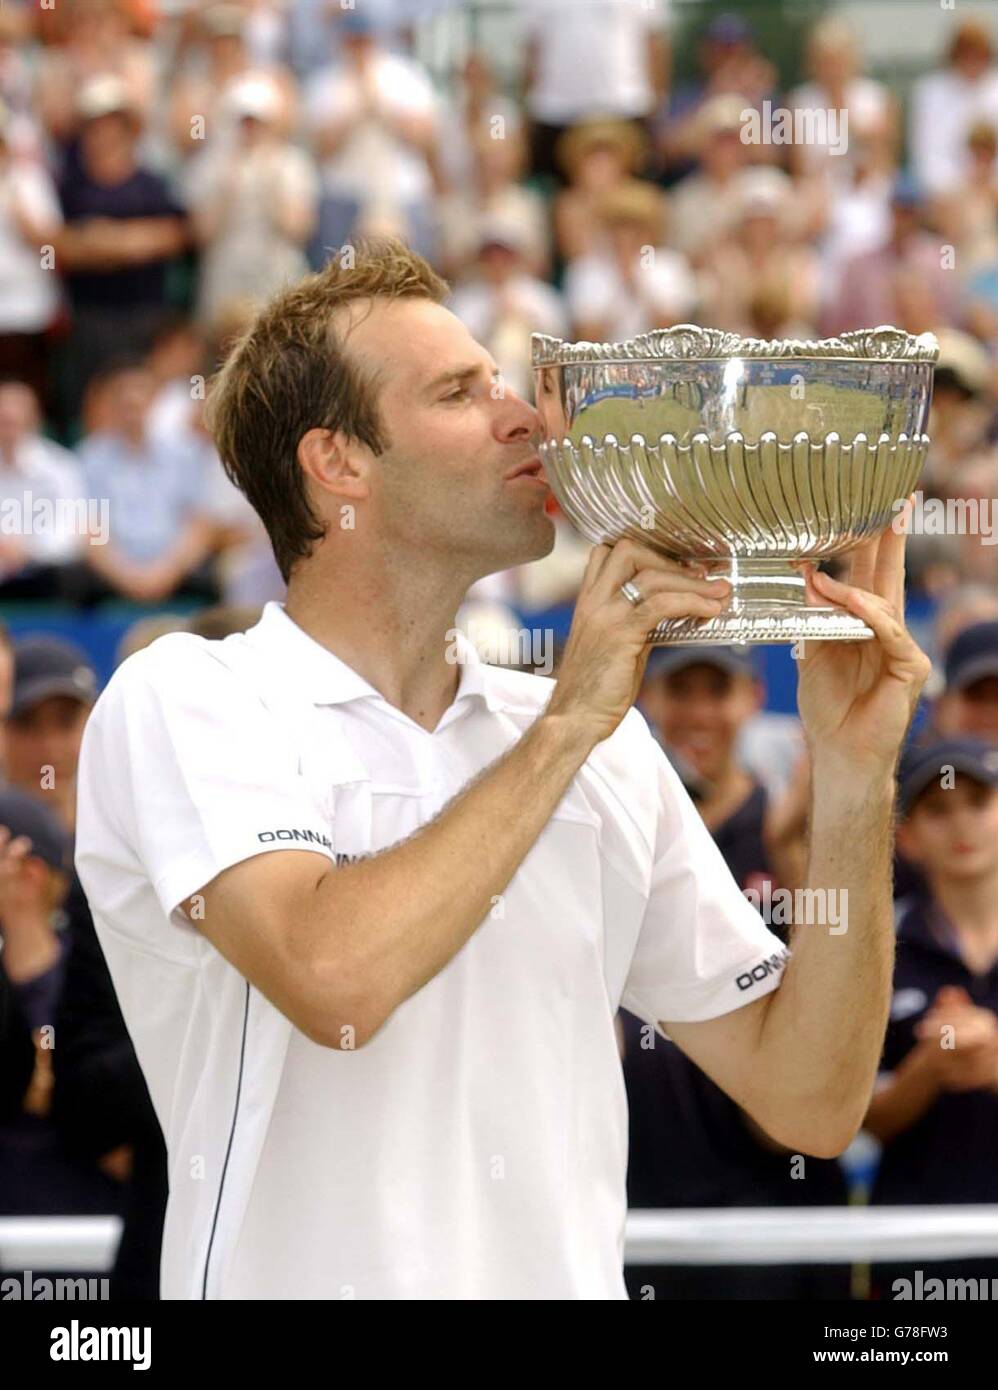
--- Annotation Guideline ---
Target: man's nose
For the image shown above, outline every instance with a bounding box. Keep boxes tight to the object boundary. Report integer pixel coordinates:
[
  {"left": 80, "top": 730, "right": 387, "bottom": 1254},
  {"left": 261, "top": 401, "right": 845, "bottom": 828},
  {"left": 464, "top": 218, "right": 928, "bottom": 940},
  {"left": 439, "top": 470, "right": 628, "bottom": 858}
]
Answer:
[{"left": 495, "top": 388, "right": 543, "bottom": 445}]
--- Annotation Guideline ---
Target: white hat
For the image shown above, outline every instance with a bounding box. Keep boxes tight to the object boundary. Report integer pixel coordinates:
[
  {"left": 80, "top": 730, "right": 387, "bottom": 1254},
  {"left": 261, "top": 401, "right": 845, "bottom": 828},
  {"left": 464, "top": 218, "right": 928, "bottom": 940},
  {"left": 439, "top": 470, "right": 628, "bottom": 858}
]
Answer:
[
  {"left": 77, "top": 74, "right": 134, "bottom": 123},
  {"left": 226, "top": 77, "right": 281, "bottom": 123}
]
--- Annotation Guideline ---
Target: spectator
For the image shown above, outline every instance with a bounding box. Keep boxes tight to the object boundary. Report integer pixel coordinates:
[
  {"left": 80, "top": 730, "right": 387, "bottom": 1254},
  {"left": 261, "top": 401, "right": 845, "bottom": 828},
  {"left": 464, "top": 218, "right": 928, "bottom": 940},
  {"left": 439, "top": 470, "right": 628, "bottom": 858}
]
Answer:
[
  {"left": 552, "top": 118, "right": 648, "bottom": 264},
  {"left": 698, "top": 168, "right": 820, "bottom": 337},
  {"left": 866, "top": 739, "right": 998, "bottom": 1296},
  {"left": 438, "top": 119, "right": 549, "bottom": 283},
  {"left": 563, "top": 179, "right": 696, "bottom": 342},
  {"left": 35, "top": 0, "right": 157, "bottom": 153},
  {"left": 0, "top": 789, "right": 127, "bottom": 1231},
  {"left": 0, "top": 100, "right": 64, "bottom": 405},
  {"left": 786, "top": 17, "right": 895, "bottom": 182},
  {"left": 303, "top": 10, "right": 439, "bottom": 267},
  {"left": 521, "top": 0, "right": 667, "bottom": 182},
  {"left": 821, "top": 174, "right": 958, "bottom": 337},
  {"left": 167, "top": 2, "right": 297, "bottom": 167},
  {"left": 0, "top": 380, "right": 85, "bottom": 599},
  {"left": 449, "top": 220, "right": 567, "bottom": 399},
  {"left": 920, "top": 330, "right": 994, "bottom": 499},
  {"left": 145, "top": 315, "right": 207, "bottom": 448},
  {"left": 52, "top": 75, "right": 188, "bottom": 434},
  {"left": 933, "top": 621, "right": 998, "bottom": 745},
  {"left": 657, "top": 11, "right": 776, "bottom": 180},
  {"left": 186, "top": 76, "right": 317, "bottom": 328},
  {"left": 932, "top": 120, "right": 998, "bottom": 280},
  {"left": 812, "top": 116, "right": 897, "bottom": 302},
  {"left": 71, "top": 360, "right": 216, "bottom": 606},
  {"left": 910, "top": 19, "right": 998, "bottom": 199},
  {"left": 5, "top": 636, "right": 97, "bottom": 834},
  {"left": 436, "top": 52, "right": 523, "bottom": 200},
  {"left": 669, "top": 95, "right": 749, "bottom": 266}
]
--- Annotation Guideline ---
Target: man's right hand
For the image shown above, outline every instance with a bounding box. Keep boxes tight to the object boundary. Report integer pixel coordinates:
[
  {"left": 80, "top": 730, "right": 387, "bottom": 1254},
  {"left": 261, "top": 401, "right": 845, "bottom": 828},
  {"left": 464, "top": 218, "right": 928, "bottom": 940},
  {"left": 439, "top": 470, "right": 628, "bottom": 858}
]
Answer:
[{"left": 546, "top": 538, "right": 731, "bottom": 749}]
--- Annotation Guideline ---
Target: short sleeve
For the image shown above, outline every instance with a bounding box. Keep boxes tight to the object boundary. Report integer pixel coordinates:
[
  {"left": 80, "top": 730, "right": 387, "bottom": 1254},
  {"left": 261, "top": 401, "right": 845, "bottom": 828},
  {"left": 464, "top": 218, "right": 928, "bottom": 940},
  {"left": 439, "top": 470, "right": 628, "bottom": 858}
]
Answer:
[
  {"left": 621, "top": 739, "right": 789, "bottom": 1029},
  {"left": 75, "top": 634, "right": 336, "bottom": 929}
]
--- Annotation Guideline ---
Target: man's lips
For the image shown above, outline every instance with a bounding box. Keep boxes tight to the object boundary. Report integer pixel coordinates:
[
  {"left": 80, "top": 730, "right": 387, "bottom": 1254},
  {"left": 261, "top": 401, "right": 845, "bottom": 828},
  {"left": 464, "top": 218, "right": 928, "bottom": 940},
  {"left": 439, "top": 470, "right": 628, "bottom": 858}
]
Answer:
[{"left": 504, "top": 456, "right": 547, "bottom": 483}]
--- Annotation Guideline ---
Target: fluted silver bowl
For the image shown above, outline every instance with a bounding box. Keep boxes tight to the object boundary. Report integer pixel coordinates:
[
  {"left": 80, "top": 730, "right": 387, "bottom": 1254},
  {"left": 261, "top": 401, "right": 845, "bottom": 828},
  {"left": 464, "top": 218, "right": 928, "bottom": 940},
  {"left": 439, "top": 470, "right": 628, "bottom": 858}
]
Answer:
[{"left": 532, "top": 324, "right": 938, "bottom": 644}]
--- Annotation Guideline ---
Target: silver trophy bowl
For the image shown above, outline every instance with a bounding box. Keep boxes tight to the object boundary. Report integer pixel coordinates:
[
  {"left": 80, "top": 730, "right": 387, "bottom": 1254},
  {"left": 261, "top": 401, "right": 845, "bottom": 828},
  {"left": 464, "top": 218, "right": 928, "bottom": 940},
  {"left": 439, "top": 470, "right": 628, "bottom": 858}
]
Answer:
[{"left": 532, "top": 325, "right": 938, "bottom": 644}]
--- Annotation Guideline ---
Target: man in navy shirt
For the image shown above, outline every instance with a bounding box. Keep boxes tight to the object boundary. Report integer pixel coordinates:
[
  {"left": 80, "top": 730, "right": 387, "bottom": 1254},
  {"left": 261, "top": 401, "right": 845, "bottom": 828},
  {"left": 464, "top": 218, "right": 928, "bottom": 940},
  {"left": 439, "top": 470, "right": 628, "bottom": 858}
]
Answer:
[
  {"left": 53, "top": 76, "right": 187, "bottom": 432},
  {"left": 867, "top": 738, "right": 998, "bottom": 1296},
  {"left": 622, "top": 647, "right": 848, "bottom": 1299}
]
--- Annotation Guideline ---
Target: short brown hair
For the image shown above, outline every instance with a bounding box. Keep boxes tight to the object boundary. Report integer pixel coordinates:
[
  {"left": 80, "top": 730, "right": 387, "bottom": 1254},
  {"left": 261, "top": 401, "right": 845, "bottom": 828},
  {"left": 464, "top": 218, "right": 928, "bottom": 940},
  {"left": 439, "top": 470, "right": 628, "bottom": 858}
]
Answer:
[{"left": 205, "top": 236, "right": 449, "bottom": 582}]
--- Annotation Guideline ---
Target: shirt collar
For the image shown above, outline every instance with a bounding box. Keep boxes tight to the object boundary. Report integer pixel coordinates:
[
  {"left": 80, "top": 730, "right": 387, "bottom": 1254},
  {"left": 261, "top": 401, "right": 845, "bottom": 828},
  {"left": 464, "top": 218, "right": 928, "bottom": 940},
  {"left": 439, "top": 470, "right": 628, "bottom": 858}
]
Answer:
[{"left": 245, "top": 601, "right": 504, "bottom": 716}]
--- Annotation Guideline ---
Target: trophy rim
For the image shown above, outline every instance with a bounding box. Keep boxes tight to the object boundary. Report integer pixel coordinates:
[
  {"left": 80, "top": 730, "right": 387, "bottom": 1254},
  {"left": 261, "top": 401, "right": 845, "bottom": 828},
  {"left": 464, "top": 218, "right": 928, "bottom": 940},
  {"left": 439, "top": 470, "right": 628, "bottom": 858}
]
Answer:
[{"left": 531, "top": 323, "right": 940, "bottom": 369}]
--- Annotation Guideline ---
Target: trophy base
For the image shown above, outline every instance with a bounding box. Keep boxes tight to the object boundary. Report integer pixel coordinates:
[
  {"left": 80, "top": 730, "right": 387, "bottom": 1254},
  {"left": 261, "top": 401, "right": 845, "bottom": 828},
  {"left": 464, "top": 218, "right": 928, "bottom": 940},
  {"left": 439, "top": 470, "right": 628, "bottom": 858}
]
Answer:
[{"left": 647, "top": 560, "right": 874, "bottom": 646}]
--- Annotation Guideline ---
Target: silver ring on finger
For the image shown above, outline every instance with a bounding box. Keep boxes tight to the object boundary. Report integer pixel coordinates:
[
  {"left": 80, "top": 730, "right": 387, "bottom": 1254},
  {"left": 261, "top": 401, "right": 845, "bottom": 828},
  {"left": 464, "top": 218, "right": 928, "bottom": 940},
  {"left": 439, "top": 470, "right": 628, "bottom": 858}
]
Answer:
[{"left": 620, "top": 579, "right": 643, "bottom": 607}]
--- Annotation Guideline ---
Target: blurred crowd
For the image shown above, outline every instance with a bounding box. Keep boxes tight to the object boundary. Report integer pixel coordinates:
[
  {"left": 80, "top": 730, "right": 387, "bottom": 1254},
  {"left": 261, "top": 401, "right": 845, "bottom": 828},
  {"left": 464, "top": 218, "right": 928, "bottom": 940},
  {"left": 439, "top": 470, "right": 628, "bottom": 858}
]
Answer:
[{"left": 0, "top": 0, "right": 997, "bottom": 1301}]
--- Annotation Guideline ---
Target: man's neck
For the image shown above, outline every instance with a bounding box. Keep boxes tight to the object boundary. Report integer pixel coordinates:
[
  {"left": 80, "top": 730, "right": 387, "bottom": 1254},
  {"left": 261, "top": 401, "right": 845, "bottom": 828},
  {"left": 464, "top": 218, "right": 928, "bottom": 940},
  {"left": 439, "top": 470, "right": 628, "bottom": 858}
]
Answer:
[{"left": 284, "top": 553, "right": 479, "bottom": 733}]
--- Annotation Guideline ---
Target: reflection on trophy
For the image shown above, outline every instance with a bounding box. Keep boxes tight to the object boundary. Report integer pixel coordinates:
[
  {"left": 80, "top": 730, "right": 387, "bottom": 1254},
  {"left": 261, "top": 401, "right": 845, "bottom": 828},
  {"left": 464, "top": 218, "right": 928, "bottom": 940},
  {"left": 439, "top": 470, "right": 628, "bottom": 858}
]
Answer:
[{"left": 532, "top": 325, "right": 939, "bottom": 644}]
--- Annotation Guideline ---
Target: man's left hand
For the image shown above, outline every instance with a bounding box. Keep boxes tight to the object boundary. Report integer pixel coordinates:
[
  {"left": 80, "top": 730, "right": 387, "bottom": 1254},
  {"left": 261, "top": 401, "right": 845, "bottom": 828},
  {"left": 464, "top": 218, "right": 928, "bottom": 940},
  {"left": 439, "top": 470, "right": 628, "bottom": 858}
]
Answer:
[{"left": 794, "top": 510, "right": 931, "bottom": 774}]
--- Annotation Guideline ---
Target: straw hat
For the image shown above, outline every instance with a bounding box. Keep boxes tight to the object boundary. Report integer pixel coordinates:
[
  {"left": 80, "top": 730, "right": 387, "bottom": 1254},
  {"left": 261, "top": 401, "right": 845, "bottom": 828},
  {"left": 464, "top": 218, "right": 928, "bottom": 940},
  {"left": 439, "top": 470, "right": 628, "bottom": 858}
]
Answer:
[
  {"left": 556, "top": 118, "right": 648, "bottom": 180},
  {"left": 596, "top": 179, "right": 667, "bottom": 242}
]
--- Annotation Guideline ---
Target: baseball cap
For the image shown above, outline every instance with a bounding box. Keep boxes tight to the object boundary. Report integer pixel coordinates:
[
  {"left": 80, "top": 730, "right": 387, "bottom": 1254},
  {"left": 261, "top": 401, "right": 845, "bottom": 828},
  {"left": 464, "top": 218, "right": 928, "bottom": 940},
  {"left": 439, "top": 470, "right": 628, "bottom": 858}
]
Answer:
[
  {"left": 11, "top": 636, "right": 98, "bottom": 719},
  {"left": 706, "top": 14, "right": 753, "bottom": 45},
  {"left": 226, "top": 77, "right": 281, "bottom": 123},
  {"left": 77, "top": 75, "right": 134, "bottom": 123},
  {"left": 0, "top": 787, "right": 73, "bottom": 875},
  {"left": 897, "top": 737, "right": 998, "bottom": 815},
  {"left": 943, "top": 620, "right": 998, "bottom": 693},
  {"left": 891, "top": 170, "right": 925, "bottom": 209},
  {"left": 646, "top": 644, "right": 758, "bottom": 681}
]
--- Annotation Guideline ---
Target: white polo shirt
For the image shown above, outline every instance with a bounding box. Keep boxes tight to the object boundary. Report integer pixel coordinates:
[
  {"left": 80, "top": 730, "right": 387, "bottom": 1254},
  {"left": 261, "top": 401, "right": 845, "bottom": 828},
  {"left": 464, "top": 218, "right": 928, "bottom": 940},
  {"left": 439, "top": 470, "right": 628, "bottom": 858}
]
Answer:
[{"left": 75, "top": 601, "right": 789, "bottom": 1301}]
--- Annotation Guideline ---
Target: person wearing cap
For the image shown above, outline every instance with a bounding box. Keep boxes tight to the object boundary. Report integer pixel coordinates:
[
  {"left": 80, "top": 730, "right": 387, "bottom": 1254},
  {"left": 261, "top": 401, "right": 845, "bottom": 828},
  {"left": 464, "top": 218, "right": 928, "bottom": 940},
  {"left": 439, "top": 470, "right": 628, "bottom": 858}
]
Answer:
[
  {"left": 563, "top": 178, "right": 697, "bottom": 342},
  {"left": 74, "top": 236, "right": 932, "bottom": 1300},
  {"left": 914, "top": 328, "right": 995, "bottom": 501},
  {"left": 657, "top": 12, "right": 776, "bottom": 178},
  {"left": 186, "top": 75, "right": 318, "bottom": 328},
  {"left": 448, "top": 220, "right": 567, "bottom": 400},
  {"left": 167, "top": 3, "right": 297, "bottom": 166},
  {"left": 865, "top": 738, "right": 998, "bottom": 1294},
  {"left": 910, "top": 19, "right": 998, "bottom": 200},
  {"left": 0, "top": 789, "right": 113, "bottom": 1217},
  {"left": 5, "top": 636, "right": 97, "bottom": 835},
  {"left": 0, "top": 780, "right": 168, "bottom": 1298},
  {"left": 622, "top": 644, "right": 849, "bottom": 1298},
  {"left": 552, "top": 119, "right": 649, "bottom": 262},
  {"left": 51, "top": 74, "right": 188, "bottom": 431},
  {"left": 668, "top": 95, "right": 748, "bottom": 264},
  {"left": 933, "top": 620, "right": 998, "bottom": 746}
]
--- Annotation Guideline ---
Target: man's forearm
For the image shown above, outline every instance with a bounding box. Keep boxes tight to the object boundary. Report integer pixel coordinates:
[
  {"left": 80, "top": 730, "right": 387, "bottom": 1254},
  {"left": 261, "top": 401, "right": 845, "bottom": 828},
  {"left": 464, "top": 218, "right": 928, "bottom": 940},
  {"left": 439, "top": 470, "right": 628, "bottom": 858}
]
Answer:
[
  {"left": 756, "top": 757, "right": 897, "bottom": 1150},
  {"left": 301, "top": 711, "right": 595, "bottom": 1040}
]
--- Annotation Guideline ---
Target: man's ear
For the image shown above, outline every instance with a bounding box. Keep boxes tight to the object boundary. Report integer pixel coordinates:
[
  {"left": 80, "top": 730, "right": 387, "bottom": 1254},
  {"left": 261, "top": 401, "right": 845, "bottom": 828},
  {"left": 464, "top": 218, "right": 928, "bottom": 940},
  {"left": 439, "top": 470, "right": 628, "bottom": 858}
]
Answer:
[{"left": 297, "top": 427, "right": 371, "bottom": 502}]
